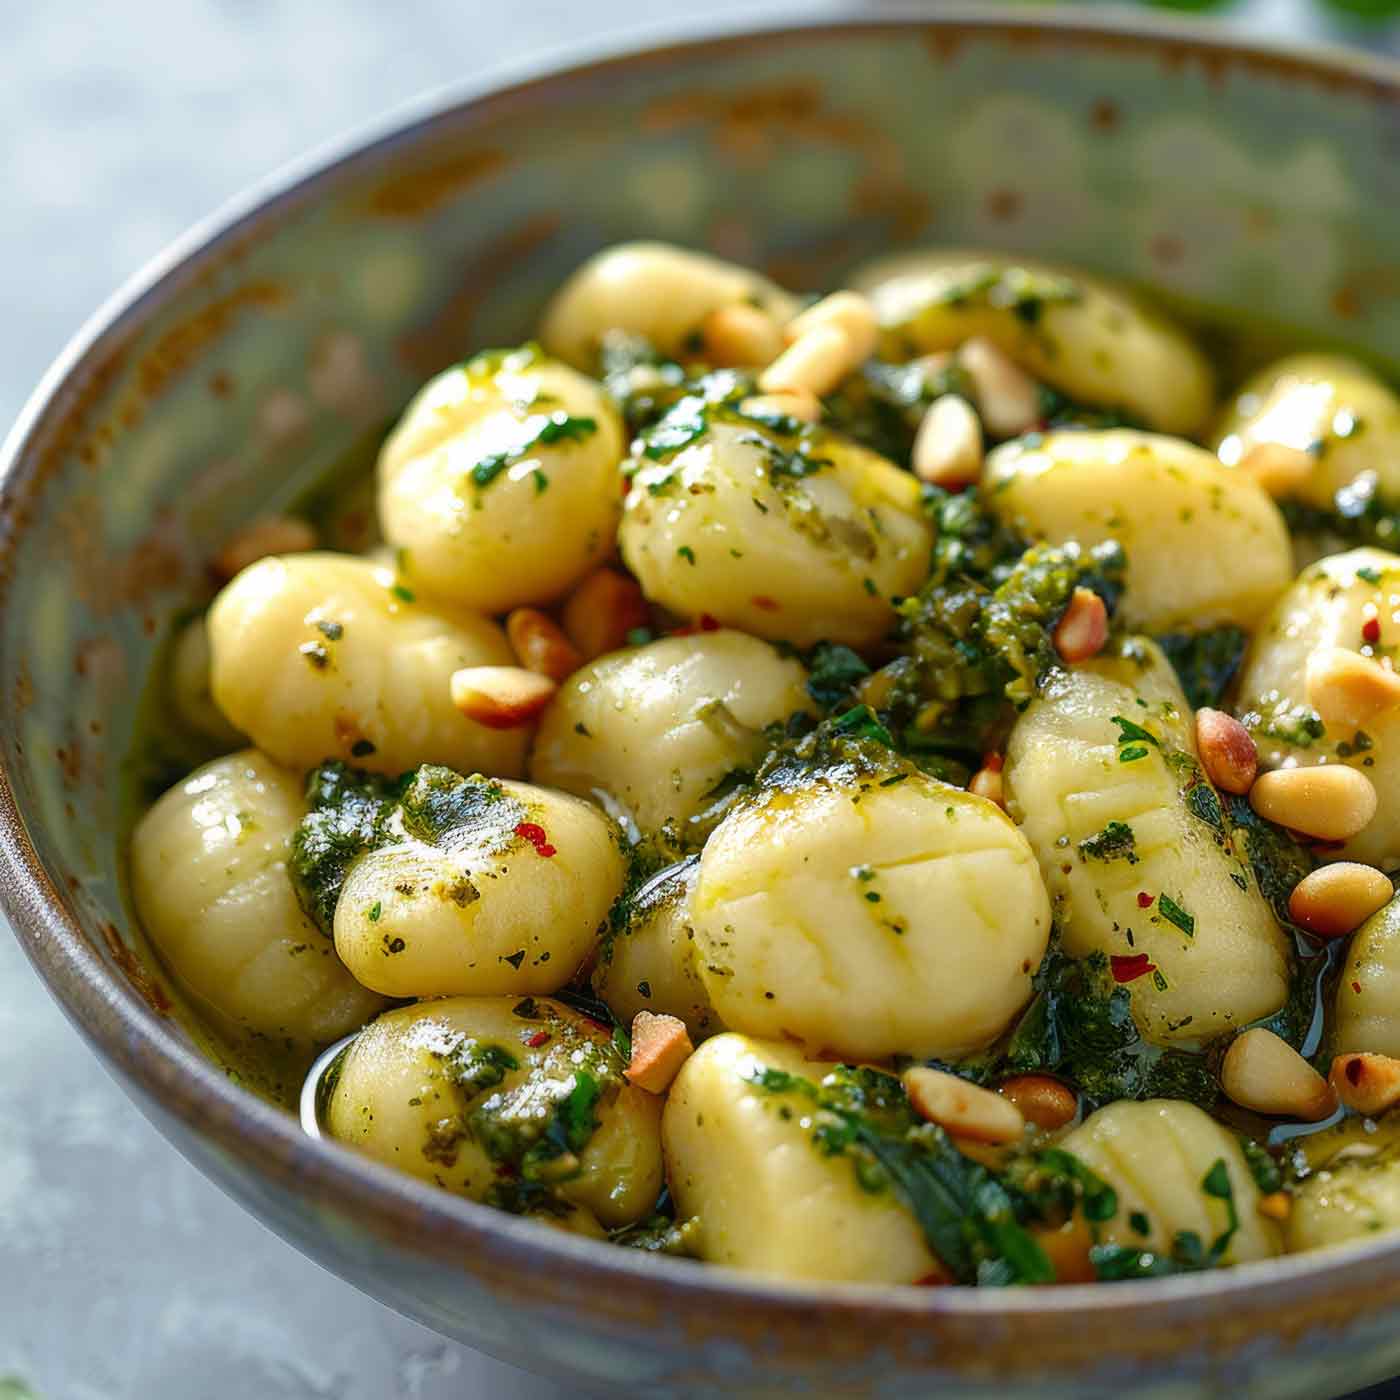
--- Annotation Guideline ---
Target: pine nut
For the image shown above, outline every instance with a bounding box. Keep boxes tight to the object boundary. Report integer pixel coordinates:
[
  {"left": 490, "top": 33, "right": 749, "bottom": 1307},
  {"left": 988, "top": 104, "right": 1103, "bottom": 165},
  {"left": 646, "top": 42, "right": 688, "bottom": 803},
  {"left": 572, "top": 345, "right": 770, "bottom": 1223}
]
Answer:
[
  {"left": 739, "top": 389, "right": 822, "bottom": 425},
  {"left": 450, "top": 666, "right": 556, "bottom": 729},
  {"left": 1195, "top": 709, "right": 1258, "bottom": 795},
  {"left": 1249, "top": 765, "right": 1378, "bottom": 841},
  {"left": 902, "top": 1065, "right": 1025, "bottom": 1144},
  {"left": 997, "top": 1074, "right": 1078, "bottom": 1131},
  {"left": 1257, "top": 1192, "right": 1292, "bottom": 1222},
  {"left": 957, "top": 337, "right": 1041, "bottom": 439},
  {"left": 625, "top": 1011, "right": 694, "bottom": 1094},
  {"left": 783, "top": 291, "right": 879, "bottom": 364},
  {"left": 212, "top": 516, "right": 316, "bottom": 581},
  {"left": 1032, "top": 1217, "right": 1096, "bottom": 1283},
  {"left": 1288, "top": 862, "right": 1393, "bottom": 938},
  {"left": 759, "top": 325, "right": 856, "bottom": 398},
  {"left": 968, "top": 763, "right": 1005, "bottom": 808},
  {"left": 1331, "top": 1051, "right": 1400, "bottom": 1115},
  {"left": 700, "top": 303, "right": 785, "bottom": 368},
  {"left": 1221, "top": 1027, "right": 1337, "bottom": 1121},
  {"left": 1238, "top": 442, "right": 1315, "bottom": 498},
  {"left": 912, "top": 393, "right": 984, "bottom": 487},
  {"left": 561, "top": 567, "right": 650, "bottom": 661},
  {"left": 506, "top": 608, "right": 583, "bottom": 683},
  {"left": 1052, "top": 587, "right": 1108, "bottom": 665},
  {"left": 1306, "top": 646, "right": 1400, "bottom": 730}
]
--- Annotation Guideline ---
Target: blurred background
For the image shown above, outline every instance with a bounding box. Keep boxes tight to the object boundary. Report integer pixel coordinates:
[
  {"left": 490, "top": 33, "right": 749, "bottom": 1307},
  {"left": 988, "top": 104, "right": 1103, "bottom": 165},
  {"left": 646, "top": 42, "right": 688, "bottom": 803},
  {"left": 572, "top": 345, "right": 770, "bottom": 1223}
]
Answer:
[{"left": 2, "top": 3, "right": 1399, "bottom": 1398}]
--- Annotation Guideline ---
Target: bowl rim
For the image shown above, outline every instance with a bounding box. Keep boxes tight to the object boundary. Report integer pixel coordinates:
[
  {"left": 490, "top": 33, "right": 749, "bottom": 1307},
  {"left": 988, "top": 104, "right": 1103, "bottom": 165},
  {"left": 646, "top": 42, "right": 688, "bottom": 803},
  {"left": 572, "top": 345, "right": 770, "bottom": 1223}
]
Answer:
[{"left": 6, "top": 0, "right": 1400, "bottom": 1352}]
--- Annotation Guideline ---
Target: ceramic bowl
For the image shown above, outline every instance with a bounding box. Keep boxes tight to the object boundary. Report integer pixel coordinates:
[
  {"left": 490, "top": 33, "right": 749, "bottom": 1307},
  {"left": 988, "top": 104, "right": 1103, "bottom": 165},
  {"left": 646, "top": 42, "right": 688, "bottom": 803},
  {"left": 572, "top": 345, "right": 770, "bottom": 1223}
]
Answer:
[{"left": 6, "top": 10, "right": 1400, "bottom": 1396}]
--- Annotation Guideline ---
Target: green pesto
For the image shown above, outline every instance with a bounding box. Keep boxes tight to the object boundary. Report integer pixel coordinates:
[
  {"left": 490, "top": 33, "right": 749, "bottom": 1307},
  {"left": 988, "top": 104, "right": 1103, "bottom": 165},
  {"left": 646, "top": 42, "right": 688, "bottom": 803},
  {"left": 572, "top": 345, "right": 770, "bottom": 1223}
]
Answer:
[
  {"left": 1154, "top": 626, "right": 1249, "bottom": 710},
  {"left": 1078, "top": 821, "right": 1139, "bottom": 865}
]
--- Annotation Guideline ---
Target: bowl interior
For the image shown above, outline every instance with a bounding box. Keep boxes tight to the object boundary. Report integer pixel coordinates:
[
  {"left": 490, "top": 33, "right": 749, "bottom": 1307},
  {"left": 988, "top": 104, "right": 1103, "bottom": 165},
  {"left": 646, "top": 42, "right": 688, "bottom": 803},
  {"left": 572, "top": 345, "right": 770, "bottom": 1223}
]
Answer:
[{"left": 7, "top": 10, "right": 1400, "bottom": 1391}]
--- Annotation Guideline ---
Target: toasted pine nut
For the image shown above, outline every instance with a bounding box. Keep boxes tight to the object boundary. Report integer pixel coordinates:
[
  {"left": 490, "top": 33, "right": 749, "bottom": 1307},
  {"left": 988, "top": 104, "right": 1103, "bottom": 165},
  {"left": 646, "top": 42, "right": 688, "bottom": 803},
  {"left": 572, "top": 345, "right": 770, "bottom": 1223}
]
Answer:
[
  {"left": 1257, "top": 1192, "right": 1292, "bottom": 1222},
  {"left": 1249, "top": 765, "right": 1378, "bottom": 842},
  {"left": 625, "top": 1011, "right": 694, "bottom": 1094},
  {"left": 759, "top": 325, "right": 856, "bottom": 398},
  {"left": 701, "top": 303, "right": 785, "bottom": 368},
  {"left": 739, "top": 389, "right": 822, "bottom": 425},
  {"left": 912, "top": 393, "right": 983, "bottom": 487},
  {"left": 506, "top": 608, "right": 582, "bottom": 683},
  {"left": 968, "top": 764, "right": 1005, "bottom": 809},
  {"left": 1238, "top": 442, "right": 1315, "bottom": 498},
  {"left": 213, "top": 516, "right": 316, "bottom": 581},
  {"left": 1195, "top": 709, "right": 1258, "bottom": 795},
  {"left": 902, "top": 1066, "right": 1025, "bottom": 1144},
  {"left": 1306, "top": 646, "right": 1400, "bottom": 730},
  {"left": 1288, "top": 862, "right": 1393, "bottom": 938},
  {"left": 783, "top": 291, "right": 879, "bottom": 364},
  {"left": 450, "top": 666, "right": 556, "bottom": 729},
  {"left": 1331, "top": 1051, "right": 1400, "bottom": 1115},
  {"left": 957, "top": 337, "right": 1041, "bottom": 439},
  {"left": 1052, "top": 587, "right": 1108, "bottom": 665},
  {"left": 997, "top": 1074, "right": 1078, "bottom": 1131},
  {"left": 1221, "top": 1027, "right": 1337, "bottom": 1121},
  {"left": 562, "top": 567, "right": 650, "bottom": 661}
]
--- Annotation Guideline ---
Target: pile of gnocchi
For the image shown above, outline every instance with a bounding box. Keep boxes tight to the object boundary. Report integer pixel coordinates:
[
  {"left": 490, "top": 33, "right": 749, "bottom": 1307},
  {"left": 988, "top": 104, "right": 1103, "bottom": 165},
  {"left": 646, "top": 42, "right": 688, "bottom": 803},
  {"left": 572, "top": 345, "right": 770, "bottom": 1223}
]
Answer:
[{"left": 132, "top": 241, "right": 1400, "bottom": 1285}]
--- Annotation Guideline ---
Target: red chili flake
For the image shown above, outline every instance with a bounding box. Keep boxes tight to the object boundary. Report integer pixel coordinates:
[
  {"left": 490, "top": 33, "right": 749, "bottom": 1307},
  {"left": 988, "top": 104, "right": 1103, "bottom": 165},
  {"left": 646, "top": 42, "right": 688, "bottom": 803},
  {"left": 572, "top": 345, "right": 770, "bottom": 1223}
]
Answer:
[
  {"left": 1364, "top": 616, "right": 1382, "bottom": 644},
  {"left": 514, "top": 822, "right": 557, "bottom": 858},
  {"left": 912, "top": 1273, "right": 948, "bottom": 1287},
  {"left": 526, "top": 1030, "right": 551, "bottom": 1049},
  {"left": 982, "top": 752, "right": 1004, "bottom": 774},
  {"left": 1110, "top": 953, "right": 1156, "bottom": 983},
  {"left": 751, "top": 595, "right": 781, "bottom": 612},
  {"left": 1137, "top": 891, "right": 1155, "bottom": 909},
  {"left": 698, "top": 613, "right": 720, "bottom": 631},
  {"left": 1354, "top": 981, "right": 1364, "bottom": 994}
]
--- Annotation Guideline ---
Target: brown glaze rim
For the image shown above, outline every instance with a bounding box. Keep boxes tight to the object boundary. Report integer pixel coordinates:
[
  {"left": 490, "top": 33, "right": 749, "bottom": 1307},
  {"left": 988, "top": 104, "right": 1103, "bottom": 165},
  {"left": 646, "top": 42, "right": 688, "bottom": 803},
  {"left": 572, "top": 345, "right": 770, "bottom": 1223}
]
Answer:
[{"left": 5, "top": 6, "right": 1400, "bottom": 1379}]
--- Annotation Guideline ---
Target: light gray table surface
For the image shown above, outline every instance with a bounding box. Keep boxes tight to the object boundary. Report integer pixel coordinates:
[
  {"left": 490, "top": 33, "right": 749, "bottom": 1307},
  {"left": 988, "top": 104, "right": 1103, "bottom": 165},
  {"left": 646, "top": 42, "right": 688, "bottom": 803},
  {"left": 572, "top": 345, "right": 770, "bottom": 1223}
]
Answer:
[{"left": 3, "top": 4, "right": 1399, "bottom": 1399}]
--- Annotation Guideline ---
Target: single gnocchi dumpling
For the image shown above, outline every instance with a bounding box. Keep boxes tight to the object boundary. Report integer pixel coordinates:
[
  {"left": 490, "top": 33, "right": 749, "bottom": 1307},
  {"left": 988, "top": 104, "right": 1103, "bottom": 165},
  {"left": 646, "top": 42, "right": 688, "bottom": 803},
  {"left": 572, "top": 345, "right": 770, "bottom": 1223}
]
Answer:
[
  {"left": 326, "top": 996, "right": 663, "bottom": 1229},
  {"left": 620, "top": 413, "right": 932, "bottom": 647},
  {"left": 168, "top": 615, "right": 243, "bottom": 748},
  {"left": 130, "top": 750, "right": 385, "bottom": 1043},
  {"left": 1004, "top": 638, "right": 1291, "bottom": 1043},
  {"left": 329, "top": 767, "right": 625, "bottom": 998},
  {"left": 207, "top": 552, "right": 528, "bottom": 778},
  {"left": 1237, "top": 548, "right": 1400, "bottom": 869},
  {"left": 1214, "top": 354, "right": 1400, "bottom": 509},
  {"left": 1061, "top": 1100, "right": 1281, "bottom": 1265},
  {"left": 850, "top": 249, "right": 1214, "bottom": 435},
  {"left": 593, "top": 857, "right": 719, "bottom": 1040},
  {"left": 984, "top": 430, "right": 1292, "bottom": 631},
  {"left": 1286, "top": 1120, "right": 1400, "bottom": 1254},
  {"left": 529, "top": 629, "right": 814, "bottom": 841},
  {"left": 662, "top": 1033, "right": 940, "bottom": 1282},
  {"left": 539, "top": 241, "right": 799, "bottom": 368},
  {"left": 377, "top": 346, "right": 625, "bottom": 614},
  {"left": 691, "top": 762, "right": 1051, "bottom": 1061},
  {"left": 1333, "top": 893, "right": 1400, "bottom": 1057}
]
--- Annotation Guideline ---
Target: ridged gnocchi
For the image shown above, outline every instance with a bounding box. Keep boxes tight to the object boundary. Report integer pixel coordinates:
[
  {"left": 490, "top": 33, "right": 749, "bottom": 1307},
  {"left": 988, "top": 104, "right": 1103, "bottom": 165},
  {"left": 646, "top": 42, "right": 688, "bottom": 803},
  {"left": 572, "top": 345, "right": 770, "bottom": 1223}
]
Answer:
[
  {"left": 851, "top": 249, "right": 1215, "bottom": 435},
  {"left": 529, "top": 629, "right": 814, "bottom": 841},
  {"left": 1214, "top": 354, "right": 1400, "bottom": 509},
  {"left": 1004, "top": 639, "right": 1291, "bottom": 1043},
  {"left": 592, "top": 858, "right": 719, "bottom": 1041},
  {"left": 130, "top": 750, "right": 385, "bottom": 1042},
  {"left": 330, "top": 769, "right": 625, "bottom": 998},
  {"left": 1236, "top": 548, "right": 1400, "bottom": 870},
  {"left": 691, "top": 763, "right": 1051, "bottom": 1061},
  {"left": 1286, "top": 1121, "right": 1400, "bottom": 1254},
  {"left": 620, "top": 415, "right": 931, "bottom": 647},
  {"left": 1061, "top": 1100, "right": 1281, "bottom": 1264},
  {"left": 662, "top": 1034, "right": 939, "bottom": 1281},
  {"left": 327, "top": 996, "right": 663, "bottom": 1229},
  {"left": 377, "top": 347, "right": 625, "bottom": 613},
  {"left": 207, "top": 552, "right": 528, "bottom": 778},
  {"left": 1334, "top": 893, "right": 1400, "bottom": 1057},
  {"left": 985, "top": 430, "right": 1292, "bottom": 630},
  {"left": 539, "top": 241, "right": 799, "bottom": 368}
]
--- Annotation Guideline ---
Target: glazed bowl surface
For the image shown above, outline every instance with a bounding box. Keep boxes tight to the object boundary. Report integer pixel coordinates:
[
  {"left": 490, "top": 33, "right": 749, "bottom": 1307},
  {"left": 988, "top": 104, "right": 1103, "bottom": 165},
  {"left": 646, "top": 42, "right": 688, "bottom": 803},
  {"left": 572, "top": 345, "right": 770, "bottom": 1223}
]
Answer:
[{"left": 6, "top": 9, "right": 1400, "bottom": 1397}]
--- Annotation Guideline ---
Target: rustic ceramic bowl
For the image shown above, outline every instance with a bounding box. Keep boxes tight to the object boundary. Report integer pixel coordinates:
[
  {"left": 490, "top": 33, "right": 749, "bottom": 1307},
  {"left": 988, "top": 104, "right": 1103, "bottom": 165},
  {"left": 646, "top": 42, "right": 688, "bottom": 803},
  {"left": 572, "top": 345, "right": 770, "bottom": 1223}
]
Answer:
[{"left": 6, "top": 9, "right": 1400, "bottom": 1396}]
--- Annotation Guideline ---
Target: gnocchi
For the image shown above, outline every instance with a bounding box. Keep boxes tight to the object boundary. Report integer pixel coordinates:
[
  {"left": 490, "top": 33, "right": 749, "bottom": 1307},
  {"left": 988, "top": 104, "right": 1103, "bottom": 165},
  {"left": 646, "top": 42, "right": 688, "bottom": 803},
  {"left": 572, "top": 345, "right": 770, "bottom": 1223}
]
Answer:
[{"left": 1334, "top": 893, "right": 1400, "bottom": 1058}]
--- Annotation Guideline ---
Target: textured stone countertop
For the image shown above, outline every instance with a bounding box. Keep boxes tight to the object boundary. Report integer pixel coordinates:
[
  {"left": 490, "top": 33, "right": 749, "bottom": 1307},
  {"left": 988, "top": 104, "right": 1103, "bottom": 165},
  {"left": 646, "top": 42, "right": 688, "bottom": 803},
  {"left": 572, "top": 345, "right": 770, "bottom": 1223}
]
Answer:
[{"left": 2, "top": 3, "right": 1398, "bottom": 1398}]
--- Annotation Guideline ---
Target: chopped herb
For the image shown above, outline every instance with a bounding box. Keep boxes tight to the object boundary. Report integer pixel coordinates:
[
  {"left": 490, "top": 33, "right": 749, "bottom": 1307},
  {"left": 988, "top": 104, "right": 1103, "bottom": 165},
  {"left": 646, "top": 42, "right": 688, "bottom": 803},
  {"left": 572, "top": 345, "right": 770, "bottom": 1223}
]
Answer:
[
  {"left": 1110, "top": 716, "right": 1160, "bottom": 748},
  {"left": 368, "top": 901, "right": 381, "bottom": 923},
  {"left": 1158, "top": 894, "right": 1195, "bottom": 939},
  {"left": 1154, "top": 627, "right": 1248, "bottom": 710},
  {"left": 1078, "top": 821, "right": 1139, "bottom": 864},
  {"left": 470, "top": 411, "right": 598, "bottom": 489},
  {"left": 677, "top": 545, "right": 696, "bottom": 565}
]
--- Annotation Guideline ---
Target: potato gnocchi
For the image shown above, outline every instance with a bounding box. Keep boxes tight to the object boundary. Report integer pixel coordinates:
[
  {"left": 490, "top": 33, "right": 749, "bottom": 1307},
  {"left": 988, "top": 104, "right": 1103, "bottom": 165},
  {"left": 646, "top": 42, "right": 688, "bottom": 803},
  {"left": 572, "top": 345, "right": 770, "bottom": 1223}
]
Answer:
[{"left": 130, "top": 239, "right": 1400, "bottom": 1288}]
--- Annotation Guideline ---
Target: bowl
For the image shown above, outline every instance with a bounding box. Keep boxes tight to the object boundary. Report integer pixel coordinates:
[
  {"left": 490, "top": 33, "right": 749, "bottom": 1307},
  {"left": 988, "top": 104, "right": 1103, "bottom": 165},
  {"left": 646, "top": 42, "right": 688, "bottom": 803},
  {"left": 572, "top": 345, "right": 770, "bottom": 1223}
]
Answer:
[{"left": 6, "top": 9, "right": 1400, "bottom": 1395}]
